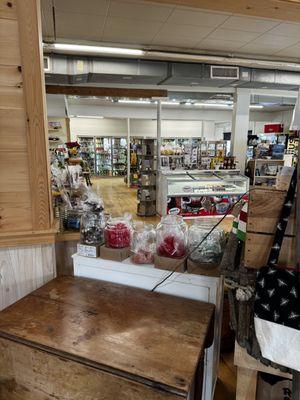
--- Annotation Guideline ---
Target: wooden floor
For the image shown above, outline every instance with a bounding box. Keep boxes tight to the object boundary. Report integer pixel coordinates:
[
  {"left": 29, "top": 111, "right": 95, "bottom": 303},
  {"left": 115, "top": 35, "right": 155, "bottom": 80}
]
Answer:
[{"left": 92, "top": 176, "right": 237, "bottom": 400}]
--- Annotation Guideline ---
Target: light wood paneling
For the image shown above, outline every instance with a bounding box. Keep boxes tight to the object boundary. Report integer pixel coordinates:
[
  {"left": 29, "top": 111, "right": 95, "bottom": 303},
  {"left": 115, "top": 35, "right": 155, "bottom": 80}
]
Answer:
[
  {"left": 142, "top": 0, "right": 300, "bottom": 23},
  {"left": 17, "top": 0, "right": 52, "bottom": 231},
  {"left": 0, "top": 108, "right": 27, "bottom": 151},
  {"left": 0, "top": 244, "right": 55, "bottom": 310},
  {"left": 0, "top": 18, "right": 20, "bottom": 65},
  {"left": 0, "top": 231, "right": 56, "bottom": 248},
  {"left": 0, "top": 338, "right": 181, "bottom": 400},
  {"left": 235, "top": 367, "right": 257, "bottom": 400},
  {"left": 0, "top": 85, "right": 24, "bottom": 109},
  {"left": 0, "top": 192, "right": 32, "bottom": 232},
  {"left": 0, "top": 65, "right": 21, "bottom": 86},
  {"left": 245, "top": 232, "right": 295, "bottom": 269},
  {"left": 0, "top": 0, "right": 17, "bottom": 19},
  {"left": 0, "top": 152, "right": 29, "bottom": 192}
]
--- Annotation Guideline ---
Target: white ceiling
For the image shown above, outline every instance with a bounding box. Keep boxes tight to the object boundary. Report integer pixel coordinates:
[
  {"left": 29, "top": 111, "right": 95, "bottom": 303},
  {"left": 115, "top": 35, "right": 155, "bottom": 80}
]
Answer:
[{"left": 41, "top": 0, "right": 300, "bottom": 61}]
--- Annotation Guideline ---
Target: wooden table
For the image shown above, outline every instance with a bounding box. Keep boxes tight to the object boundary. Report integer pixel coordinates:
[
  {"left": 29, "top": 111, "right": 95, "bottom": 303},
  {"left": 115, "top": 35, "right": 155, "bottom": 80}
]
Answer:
[{"left": 0, "top": 276, "right": 215, "bottom": 400}]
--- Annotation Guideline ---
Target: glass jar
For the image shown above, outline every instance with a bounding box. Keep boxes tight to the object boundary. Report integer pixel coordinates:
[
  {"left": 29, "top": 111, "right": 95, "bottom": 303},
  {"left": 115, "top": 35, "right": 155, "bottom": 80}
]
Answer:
[
  {"left": 80, "top": 211, "right": 105, "bottom": 245},
  {"left": 188, "top": 219, "right": 225, "bottom": 264},
  {"left": 131, "top": 222, "right": 156, "bottom": 264},
  {"left": 156, "top": 215, "right": 187, "bottom": 259},
  {"left": 104, "top": 217, "right": 132, "bottom": 248}
]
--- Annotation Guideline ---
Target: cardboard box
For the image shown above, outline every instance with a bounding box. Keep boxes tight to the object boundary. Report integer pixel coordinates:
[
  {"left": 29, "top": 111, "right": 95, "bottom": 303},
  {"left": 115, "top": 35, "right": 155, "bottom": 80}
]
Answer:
[
  {"left": 100, "top": 245, "right": 131, "bottom": 262},
  {"left": 154, "top": 254, "right": 186, "bottom": 272},
  {"left": 77, "top": 244, "right": 100, "bottom": 258},
  {"left": 187, "top": 259, "right": 220, "bottom": 277}
]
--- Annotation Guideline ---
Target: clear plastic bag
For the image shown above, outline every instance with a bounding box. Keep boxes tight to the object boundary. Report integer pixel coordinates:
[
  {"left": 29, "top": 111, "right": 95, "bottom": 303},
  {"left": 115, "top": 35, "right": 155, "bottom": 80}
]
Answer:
[
  {"left": 156, "top": 215, "right": 187, "bottom": 259},
  {"left": 131, "top": 222, "right": 156, "bottom": 264},
  {"left": 188, "top": 219, "right": 225, "bottom": 264}
]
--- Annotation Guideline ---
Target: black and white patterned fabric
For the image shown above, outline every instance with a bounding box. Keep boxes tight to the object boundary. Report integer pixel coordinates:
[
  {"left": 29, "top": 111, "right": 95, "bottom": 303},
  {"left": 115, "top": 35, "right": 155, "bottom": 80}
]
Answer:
[{"left": 254, "top": 167, "right": 300, "bottom": 331}]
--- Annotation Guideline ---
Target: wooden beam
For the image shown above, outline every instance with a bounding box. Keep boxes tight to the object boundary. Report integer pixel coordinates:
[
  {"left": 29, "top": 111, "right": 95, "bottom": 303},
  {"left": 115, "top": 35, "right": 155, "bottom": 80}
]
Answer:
[
  {"left": 46, "top": 85, "right": 168, "bottom": 99},
  {"left": 17, "top": 0, "right": 52, "bottom": 231},
  {"left": 141, "top": 0, "right": 300, "bottom": 23}
]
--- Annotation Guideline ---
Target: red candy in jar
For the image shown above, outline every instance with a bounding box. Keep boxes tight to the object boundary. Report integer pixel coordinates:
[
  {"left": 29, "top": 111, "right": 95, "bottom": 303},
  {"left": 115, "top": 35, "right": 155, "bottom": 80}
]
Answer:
[
  {"left": 105, "top": 219, "right": 131, "bottom": 248},
  {"left": 157, "top": 235, "right": 186, "bottom": 258},
  {"left": 156, "top": 215, "right": 187, "bottom": 259}
]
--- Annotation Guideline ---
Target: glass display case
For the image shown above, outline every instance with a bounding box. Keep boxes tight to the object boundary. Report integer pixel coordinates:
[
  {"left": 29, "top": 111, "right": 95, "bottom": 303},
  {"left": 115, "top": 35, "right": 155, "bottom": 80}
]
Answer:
[
  {"left": 95, "top": 137, "right": 112, "bottom": 176},
  {"left": 157, "top": 170, "right": 249, "bottom": 217},
  {"left": 112, "top": 138, "right": 127, "bottom": 176}
]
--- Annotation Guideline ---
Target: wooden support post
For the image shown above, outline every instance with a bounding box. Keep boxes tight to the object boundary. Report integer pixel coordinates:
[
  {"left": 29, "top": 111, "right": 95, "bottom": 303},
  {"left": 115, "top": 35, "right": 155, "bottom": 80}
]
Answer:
[
  {"left": 16, "top": 0, "right": 52, "bottom": 230},
  {"left": 236, "top": 367, "right": 257, "bottom": 400}
]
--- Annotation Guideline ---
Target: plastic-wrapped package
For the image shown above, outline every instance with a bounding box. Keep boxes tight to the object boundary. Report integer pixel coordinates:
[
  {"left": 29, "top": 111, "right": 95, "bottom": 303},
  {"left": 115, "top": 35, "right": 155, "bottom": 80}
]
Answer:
[
  {"left": 188, "top": 219, "right": 225, "bottom": 264},
  {"left": 156, "top": 215, "right": 187, "bottom": 259},
  {"left": 105, "top": 216, "right": 132, "bottom": 248},
  {"left": 80, "top": 212, "right": 105, "bottom": 245},
  {"left": 131, "top": 222, "right": 156, "bottom": 264}
]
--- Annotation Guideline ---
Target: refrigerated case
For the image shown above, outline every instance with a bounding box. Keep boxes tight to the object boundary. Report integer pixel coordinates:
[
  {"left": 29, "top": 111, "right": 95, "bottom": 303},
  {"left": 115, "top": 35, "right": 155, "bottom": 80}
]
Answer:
[
  {"left": 78, "top": 136, "right": 95, "bottom": 173},
  {"left": 95, "top": 137, "right": 112, "bottom": 176},
  {"left": 157, "top": 169, "right": 249, "bottom": 217}
]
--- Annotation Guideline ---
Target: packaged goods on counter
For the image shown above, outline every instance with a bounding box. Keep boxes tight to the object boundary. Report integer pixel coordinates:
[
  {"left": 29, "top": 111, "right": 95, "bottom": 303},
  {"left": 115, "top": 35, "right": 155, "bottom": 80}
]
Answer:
[
  {"left": 156, "top": 215, "right": 188, "bottom": 259},
  {"left": 105, "top": 215, "right": 132, "bottom": 249},
  {"left": 188, "top": 219, "right": 225, "bottom": 265},
  {"left": 130, "top": 222, "right": 156, "bottom": 264}
]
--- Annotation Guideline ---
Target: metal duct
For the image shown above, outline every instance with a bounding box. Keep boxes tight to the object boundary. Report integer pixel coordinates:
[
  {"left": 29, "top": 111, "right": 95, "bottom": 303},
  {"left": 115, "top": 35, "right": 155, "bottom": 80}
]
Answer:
[{"left": 44, "top": 54, "right": 300, "bottom": 90}]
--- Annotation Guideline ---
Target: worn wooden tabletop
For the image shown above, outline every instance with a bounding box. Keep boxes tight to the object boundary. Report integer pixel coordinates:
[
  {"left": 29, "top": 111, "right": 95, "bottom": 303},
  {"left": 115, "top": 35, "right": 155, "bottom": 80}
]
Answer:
[{"left": 0, "top": 276, "right": 214, "bottom": 397}]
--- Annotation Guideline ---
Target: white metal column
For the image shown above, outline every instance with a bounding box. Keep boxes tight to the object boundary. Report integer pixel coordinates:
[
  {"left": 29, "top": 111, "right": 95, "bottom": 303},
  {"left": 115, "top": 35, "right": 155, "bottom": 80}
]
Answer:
[
  {"left": 231, "top": 89, "right": 251, "bottom": 173},
  {"left": 157, "top": 100, "right": 162, "bottom": 172},
  {"left": 127, "top": 118, "right": 131, "bottom": 188}
]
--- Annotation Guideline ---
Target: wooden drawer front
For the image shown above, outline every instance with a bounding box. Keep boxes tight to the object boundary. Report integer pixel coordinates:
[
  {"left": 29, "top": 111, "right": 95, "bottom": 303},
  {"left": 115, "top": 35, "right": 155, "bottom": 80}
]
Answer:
[{"left": 0, "top": 338, "right": 182, "bottom": 400}]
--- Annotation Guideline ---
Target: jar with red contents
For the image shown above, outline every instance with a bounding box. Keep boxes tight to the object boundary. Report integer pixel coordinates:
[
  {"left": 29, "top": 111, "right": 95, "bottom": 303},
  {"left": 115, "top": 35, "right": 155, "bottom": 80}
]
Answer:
[
  {"left": 156, "top": 215, "right": 188, "bottom": 259},
  {"left": 104, "top": 217, "right": 132, "bottom": 248}
]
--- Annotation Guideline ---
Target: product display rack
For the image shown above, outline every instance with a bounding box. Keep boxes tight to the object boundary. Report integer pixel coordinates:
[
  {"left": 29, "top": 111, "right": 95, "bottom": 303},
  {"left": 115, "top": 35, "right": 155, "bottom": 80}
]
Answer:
[
  {"left": 137, "top": 139, "right": 157, "bottom": 217},
  {"left": 95, "top": 137, "right": 112, "bottom": 176},
  {"left": 248, "top": 158, "right": 284, "bottom": 187},
  {"left": 112, "top": 138, "right": 127, "bottom": 176},
  {"left": 199, "top": 141, "right": 227, "bottom": 169},
  {"left": 78, "top": 136, "right": 95, "bottom": 173}
]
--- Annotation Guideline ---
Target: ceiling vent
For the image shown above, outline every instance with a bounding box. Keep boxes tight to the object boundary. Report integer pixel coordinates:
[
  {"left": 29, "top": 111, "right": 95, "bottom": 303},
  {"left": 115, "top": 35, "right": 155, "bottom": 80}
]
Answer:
[
  {"left": 210, "top": 65, "right": 239, "bottom": 80},
  {"left": 43, "top": 56, "right": 51, "bottom": 72}
]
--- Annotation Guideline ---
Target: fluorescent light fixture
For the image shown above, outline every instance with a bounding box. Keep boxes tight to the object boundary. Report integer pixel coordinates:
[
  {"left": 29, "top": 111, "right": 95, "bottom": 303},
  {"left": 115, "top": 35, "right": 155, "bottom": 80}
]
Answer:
[
  {"left": 118, "top": 99, "right": 152, "bottom": 105},
  {"left": 194, "top": 102, "right": 233, "bottom": 108},
  {"left": 72, "top": 115, "right": 104, "bottom": 119},
  {"left": 249, "top": 104, "right": 264, "bottom": 109},
  {"left": 50, "top": 43, "right": 144, "bottom": 56},
  {"left": 161, "top": 101, "right": 180, "bottom": 105}
]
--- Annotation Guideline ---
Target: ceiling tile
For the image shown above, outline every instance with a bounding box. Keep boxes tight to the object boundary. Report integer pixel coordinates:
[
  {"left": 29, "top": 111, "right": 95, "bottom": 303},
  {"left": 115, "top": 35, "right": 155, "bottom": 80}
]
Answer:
[
  {"left": 55, "top": 11, "right": 105, "bottom": 41},
  {"left": 166, "top": 9, "right": 230, "bottom": 28},
  {"left": 220, "top": 15, "right": 279, "bottom": 33},
  {"left": 154, "top": 24, "right": 214, "bottom": 41},
  {"left": 195, "top": 39, "right": 244, "bottom": 52},
  {"left": 152, "top": 37, "right": 200, "bottom": 49},
  {"left": 250, "top": 33, "right": 300, "bottom": 47},
  {"left": 238, "top": 43, "right": 285, "bottom": 55},
  {"left": 54, "top": 0, "right": 108, "bottom": 15},
  {"left": 108, "top": 1, "right": 173, "bottom": 22},
  {"left": 208, "top": 28, "right": 260, "bottom": 42},
  {"left": 103, "top": 17, "right": 162, "bottom": 44},
  {"left": 273, "top": 44, "right": 300, "bottom": 57},
  {"left": 267, "top": 22, "right": 300, "bottom": 37}
]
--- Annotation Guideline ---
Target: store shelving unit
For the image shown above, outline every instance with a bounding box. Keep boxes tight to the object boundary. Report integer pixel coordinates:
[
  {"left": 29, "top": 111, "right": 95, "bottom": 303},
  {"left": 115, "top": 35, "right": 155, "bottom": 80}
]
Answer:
[
  {"left": 199, "top": 140, "right": 227, "bottom": 169},
  {"left": 112, "top": 138, "right": 127, "bottom": 176},
  {"left": 248, "top": 159, "right": 284, "bottom": 187},
  {"left": 78, "top": 136, "right": 95, "bottom": 173},
  {"left": 95, "top": 137, "right": 112, "bottom": 176},
  {"left": 137, "top": 139, "right": 157, "bottom": 217}
]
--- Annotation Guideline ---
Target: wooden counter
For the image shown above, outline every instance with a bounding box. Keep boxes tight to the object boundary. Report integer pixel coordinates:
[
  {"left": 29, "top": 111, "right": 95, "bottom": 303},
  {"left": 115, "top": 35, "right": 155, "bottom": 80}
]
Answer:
[{"left": 0, "top": 276, "right": 214, "bottom": 399}]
